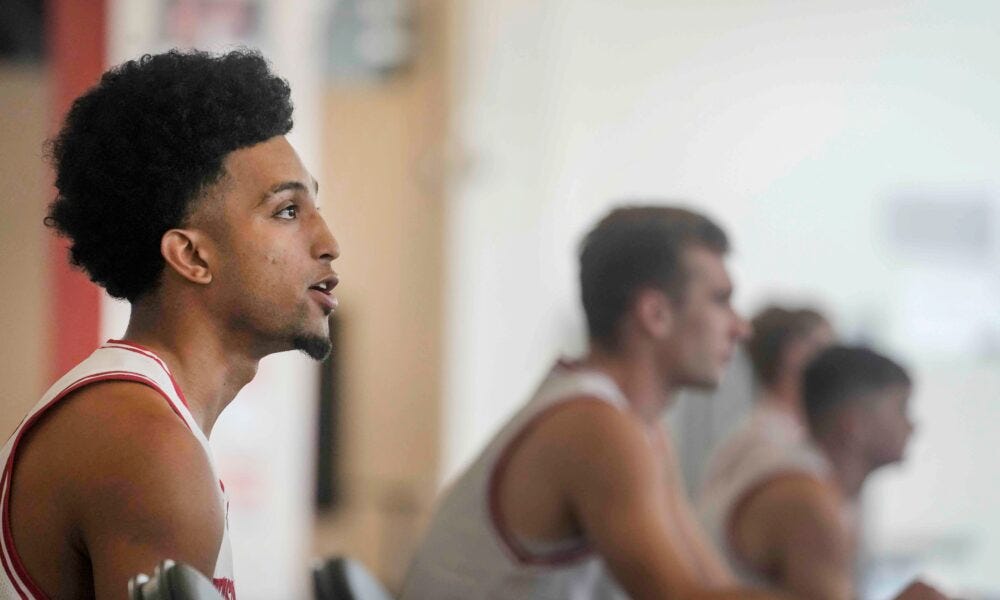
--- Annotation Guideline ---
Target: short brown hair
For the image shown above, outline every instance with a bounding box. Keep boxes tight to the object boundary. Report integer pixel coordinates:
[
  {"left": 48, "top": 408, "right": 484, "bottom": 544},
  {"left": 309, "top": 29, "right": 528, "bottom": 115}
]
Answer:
[
  {"left": 579, "top": 205, "right": 729, "bottom": 348},
  {"left": 746, "top": 306, "right": 829, "bottom": 388}
]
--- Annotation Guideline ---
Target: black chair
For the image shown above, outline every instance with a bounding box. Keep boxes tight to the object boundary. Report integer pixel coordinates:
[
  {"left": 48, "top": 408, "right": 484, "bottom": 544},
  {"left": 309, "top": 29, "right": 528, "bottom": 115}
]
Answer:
[
  {"left": 128, "top": 560, "right": 224, "bottom": 600},
  {"left": 312, "top": 556, "right": 395, "bottom": 600}
]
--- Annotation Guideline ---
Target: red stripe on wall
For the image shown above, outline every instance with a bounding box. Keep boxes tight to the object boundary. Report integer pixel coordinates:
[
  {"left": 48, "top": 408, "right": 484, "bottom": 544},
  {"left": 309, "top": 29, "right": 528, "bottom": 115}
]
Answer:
[{"left": 46, "top": 0, "right": 107, "bottom": 383}]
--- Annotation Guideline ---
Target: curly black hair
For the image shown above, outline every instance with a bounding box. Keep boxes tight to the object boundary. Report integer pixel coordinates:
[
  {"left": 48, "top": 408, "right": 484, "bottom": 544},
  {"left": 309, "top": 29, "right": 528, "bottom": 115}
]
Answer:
[{"left": 45, "top": 48, "right": 294, "bottom": 301}]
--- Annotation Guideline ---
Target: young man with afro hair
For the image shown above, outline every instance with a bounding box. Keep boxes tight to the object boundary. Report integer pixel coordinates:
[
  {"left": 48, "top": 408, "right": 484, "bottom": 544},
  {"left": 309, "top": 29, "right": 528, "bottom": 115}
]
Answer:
[{"left": 1, "top": 49, "right": 339, "bottom": 599}]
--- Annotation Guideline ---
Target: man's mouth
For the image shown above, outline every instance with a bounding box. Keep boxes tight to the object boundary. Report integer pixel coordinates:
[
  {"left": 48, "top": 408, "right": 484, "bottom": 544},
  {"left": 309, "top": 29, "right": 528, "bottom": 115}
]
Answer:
[{"left": 308, "top": 275, "right": 339, "bottom": 314}]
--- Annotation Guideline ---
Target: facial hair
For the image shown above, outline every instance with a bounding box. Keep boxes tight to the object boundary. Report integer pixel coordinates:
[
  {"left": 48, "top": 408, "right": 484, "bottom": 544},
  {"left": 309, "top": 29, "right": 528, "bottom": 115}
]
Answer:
[{"left": 293, "top": 333, "right": 333, "bottom": 361}]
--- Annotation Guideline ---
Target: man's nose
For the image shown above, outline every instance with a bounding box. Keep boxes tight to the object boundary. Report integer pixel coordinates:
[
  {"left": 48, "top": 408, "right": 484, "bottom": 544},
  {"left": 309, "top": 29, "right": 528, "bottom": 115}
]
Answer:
[{"left": 313, "top": 214, "right": 340, "bottom": 262}]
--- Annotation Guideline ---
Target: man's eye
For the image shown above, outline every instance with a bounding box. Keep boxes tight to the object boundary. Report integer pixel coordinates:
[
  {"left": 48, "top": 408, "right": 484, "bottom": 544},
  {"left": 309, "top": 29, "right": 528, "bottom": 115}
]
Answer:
[{"left": 275, "top": 205, "right": 298, "bottom": 219}]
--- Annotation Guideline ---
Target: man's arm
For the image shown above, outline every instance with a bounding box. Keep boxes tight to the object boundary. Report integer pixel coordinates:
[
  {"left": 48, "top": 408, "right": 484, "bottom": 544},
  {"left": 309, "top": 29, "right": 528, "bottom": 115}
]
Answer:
[
  {"left": 732, "top": 475, "right": 951, "bottom": 600},
  {"left": 61, "top": 382, "right": 224, "bottom": 598},
  {"left": 731, "top": 475, "right": 852, "bottom": 600},
  {"left": 543, "top": 400, "right": 787, "bottom": 600},
  {"left": 656, "top": 423, "right": 738, "bottom": 586}
]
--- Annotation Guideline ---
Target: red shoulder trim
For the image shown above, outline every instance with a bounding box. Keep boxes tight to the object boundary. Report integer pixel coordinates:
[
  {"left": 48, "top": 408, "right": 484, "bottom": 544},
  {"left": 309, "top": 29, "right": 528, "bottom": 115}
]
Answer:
[
  {"left": 487, "top": 399, "right": 608, "bottom": 567},
  {"left": 0, "top": 479, "right": 29, "bottom": 598},
  {"left": 104, "top": 339, "right": 191, "bottom": 410},
  {"left": 213, "top": 577, "right": 237, "bottom": 600}
]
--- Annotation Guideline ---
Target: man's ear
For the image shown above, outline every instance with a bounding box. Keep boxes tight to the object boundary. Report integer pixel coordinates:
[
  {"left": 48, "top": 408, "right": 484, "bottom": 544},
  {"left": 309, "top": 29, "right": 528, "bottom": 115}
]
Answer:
[
  {"left": 161, "top": 229, "right": 215, "bottom": 286},
  {"left": 634, "top": 288, "right": 674, "bottom": 339},
  {"left": 837, "top": 407, "right": 866, "bottom": 445}
]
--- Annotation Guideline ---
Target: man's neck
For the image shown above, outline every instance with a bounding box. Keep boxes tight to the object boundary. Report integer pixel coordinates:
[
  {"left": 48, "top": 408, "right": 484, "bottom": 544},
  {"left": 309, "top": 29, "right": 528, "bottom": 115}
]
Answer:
[
  {"left": 817, "top": 439, "right": 871, "bottom": 499},
  {"left": 123, "top": 298, "right": 260, "bottom": 437},
  {"left": 581, "top": 344, "right": 676, "bottom": 424},
  {"left": 757, "top": 381, "right": 805, "bottom": 425}
]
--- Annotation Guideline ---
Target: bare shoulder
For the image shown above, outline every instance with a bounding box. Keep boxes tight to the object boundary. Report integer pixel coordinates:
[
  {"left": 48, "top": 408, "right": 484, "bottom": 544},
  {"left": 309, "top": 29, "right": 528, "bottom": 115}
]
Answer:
[
  {"left": 496, "top": 395, "right": 651, "bottom": 543},
  {"left": 535, "top": 396, "right": 648, "bottom": 453},
  {"left": 47, "top": 379, "right": 220, "bottom": 526},
  {"left": 734, "top": 473, "right": 848, "bottom": 567},
  {"left": 20, "top": 379, "right": 211, "bottom": 489},
  {"left": 742, "top": 474, "right": 842, "bottom": 531},
  {"left": 12, "top": 379, "right": 224, "bottom": 595},
  {"left": 528, "top": 396, "right": 659, "bottom": 491},
  {"left": 17, "top": 381, "right": 222, "bottom": 556}
]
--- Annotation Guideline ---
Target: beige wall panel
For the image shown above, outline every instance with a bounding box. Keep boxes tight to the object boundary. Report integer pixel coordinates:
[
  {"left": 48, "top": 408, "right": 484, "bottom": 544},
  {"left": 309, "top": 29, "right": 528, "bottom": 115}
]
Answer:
[
  {"left": 0, "top": 65, "right": 49, "bottom": 441},
  {"left": 314, "top": 0, "right": 451, "bottom": 589}
]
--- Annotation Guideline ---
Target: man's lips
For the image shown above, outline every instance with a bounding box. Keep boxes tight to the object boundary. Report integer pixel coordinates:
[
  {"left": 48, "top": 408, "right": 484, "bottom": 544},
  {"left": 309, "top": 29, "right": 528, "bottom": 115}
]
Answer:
[
  {"left": 308, "top": 288, "right": 339, "bottom": 313},
  {"left": 308, "top": 274, "right": 339, "bottom": 313}
]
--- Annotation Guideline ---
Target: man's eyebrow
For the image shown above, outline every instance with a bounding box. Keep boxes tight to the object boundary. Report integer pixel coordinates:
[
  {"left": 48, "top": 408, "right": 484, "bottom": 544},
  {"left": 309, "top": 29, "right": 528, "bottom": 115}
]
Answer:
[
  {"left": 268, "top": 180, "right": 310, "bottom": 195},
  {"left": 257, "top": 180, "right": 316, "bottom": 206}
]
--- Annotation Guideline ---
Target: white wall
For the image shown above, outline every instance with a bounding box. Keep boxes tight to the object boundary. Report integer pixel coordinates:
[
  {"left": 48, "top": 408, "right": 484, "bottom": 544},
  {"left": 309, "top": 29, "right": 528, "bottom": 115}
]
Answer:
[{"left": 446, "top": 1, "right": 1000, "bottom": 595}]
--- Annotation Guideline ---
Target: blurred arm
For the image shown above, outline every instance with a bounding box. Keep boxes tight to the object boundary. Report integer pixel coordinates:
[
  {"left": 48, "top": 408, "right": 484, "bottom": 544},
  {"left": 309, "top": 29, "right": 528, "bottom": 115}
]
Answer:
[
  {"left": 731, "top": 475, "right": 852, "bottom": 600},
  {"left": 547, "top": 400, "right": 789, "bottom": 600}
]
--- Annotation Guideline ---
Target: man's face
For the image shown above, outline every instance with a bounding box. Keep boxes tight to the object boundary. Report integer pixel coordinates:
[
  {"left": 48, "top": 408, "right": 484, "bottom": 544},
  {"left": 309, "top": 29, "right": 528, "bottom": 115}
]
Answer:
[
  {"left": 665, "top": 246, "right": 751, "bottom": 389},
  {"left": 201, "top": 135, "right": 340, "bottom": 360},
  {"left": 862, "top": 383, "right": 915, "bottom": 467}
]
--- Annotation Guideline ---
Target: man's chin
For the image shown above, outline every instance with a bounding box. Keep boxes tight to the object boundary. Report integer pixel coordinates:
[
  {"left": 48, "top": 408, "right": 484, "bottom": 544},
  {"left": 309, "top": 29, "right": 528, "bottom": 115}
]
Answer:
[
  {"left": 685, "top": 379, "right": 721, "bottom": 392},
  {"left": 679, "top": 370, "right": 723, "bottom": 391},
  {"left": 292, "top": 334, "right": 333, "bottom": 361}
]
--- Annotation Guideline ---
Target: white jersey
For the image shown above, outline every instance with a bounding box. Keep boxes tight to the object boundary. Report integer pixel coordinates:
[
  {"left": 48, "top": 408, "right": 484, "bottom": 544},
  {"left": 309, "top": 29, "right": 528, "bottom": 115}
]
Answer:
[
  {"left": 0, "top": 340, "right": 236, "bottom": 600},
  {"left": 401, "top": 361, "right": 630, "bottom": 600},
  {"left": 697, "top": 404, "right": 830, "bottom": 585}
]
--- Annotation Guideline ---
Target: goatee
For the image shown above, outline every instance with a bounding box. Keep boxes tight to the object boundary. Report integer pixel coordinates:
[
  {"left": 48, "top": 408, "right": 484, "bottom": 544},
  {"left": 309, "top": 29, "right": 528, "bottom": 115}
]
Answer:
[{"left": 293, "top": 334, "right": 332, "bottom": 361}]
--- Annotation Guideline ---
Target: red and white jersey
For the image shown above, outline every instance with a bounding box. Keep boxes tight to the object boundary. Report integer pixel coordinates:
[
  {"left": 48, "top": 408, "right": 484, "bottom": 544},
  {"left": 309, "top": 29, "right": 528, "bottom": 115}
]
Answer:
[
  {"left": 401, "top": 361, "right": 629, "bottom": 600},
  {"left": 697, "top": 404, "right": 832, "bottom": 585},
  {"left": 0, "top": 340, "right": 236, "bottom": 600}
]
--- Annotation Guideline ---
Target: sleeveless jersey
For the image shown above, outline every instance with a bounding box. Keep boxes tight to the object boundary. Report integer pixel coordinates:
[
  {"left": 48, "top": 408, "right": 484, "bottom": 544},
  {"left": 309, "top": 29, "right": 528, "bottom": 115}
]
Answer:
[
  {"left": 697, "top": 404, "right": 830, "bottom": 585},
  {"left": 401, "top": 361, "right": 629, "bottom": 600},
  {"left": 0, "top": 340, "right": 236, "bottom": 600}
]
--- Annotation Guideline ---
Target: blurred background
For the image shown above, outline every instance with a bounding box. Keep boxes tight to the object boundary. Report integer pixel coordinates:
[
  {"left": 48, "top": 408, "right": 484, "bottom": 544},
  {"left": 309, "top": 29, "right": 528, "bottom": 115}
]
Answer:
[{"left": 1, "top": 1, "right": 998, "bottom": 598}]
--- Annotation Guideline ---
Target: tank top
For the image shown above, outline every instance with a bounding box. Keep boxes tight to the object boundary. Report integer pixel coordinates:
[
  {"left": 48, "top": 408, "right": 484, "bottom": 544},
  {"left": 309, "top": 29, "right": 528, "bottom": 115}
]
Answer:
[
  {"left": 697, "top": 404, "right": 830, "bottom": 585},
  {"left": 0, "top": 340, "right": 236, "bottom": 600},
  {"left": 400, "top": 361, "right": 630, "bottom": 600}
]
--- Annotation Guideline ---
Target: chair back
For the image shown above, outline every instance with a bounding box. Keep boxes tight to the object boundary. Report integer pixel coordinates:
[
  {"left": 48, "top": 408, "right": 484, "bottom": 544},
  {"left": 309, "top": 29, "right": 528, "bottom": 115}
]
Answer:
[
  {"left": 128, "top": 560, "right": 224, "bottom": 600},
  {"left": 313, "top": 556, "right": 395, "bottom": 600}
]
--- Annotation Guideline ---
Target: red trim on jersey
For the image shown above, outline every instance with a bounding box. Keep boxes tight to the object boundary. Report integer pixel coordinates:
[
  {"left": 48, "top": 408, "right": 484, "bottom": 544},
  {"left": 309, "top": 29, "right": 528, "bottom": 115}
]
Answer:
[
  {"left": 555, "top": 358, "right": 584, "bottom": 371},
  {"left": 487, "top": 399, "right": 605, "bottom": 567},
  {"left": 1, "top": 474, "right": 32, "bottom": 599},
  {"left": 0, "top": 473, "right": 29, "bottom": 599},
  {"left": 213, "top": 576, "right": 237, "bottom": 600},
  {"left": 1, "top": 371, "right": 192, "bottom": 599},
  {"left": 104, "top": 340, "right": 192, "bottom": 410}
]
